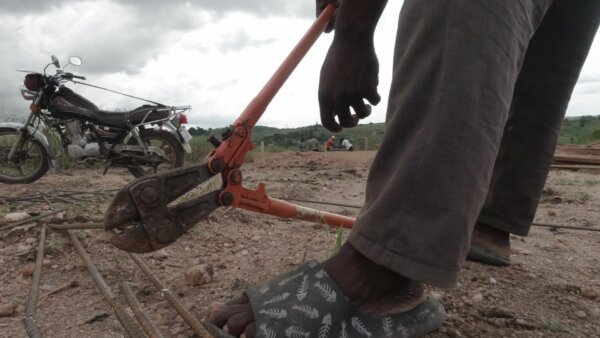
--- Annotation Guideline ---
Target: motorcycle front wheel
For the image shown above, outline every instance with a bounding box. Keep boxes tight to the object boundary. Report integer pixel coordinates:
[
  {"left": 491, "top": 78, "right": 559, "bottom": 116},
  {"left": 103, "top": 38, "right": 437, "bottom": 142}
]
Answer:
[
  {"left": 0, "top": 127, "right": 49, "bottom": 184},
  {"left": 126, "top": 129, "right": 184, "bottom": 178}
]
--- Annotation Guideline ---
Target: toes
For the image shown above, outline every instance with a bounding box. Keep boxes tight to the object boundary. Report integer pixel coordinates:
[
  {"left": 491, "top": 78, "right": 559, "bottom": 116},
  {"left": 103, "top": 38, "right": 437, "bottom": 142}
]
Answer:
[
  {"left": 208, "top": 302, "right": 225, "bottom": 319},
  {"left": 242, "top": 323, "right": 255, "bottom": 338},
  {"left": 226, "top": 294, "right": 249, "bottom": 306},
  {"left": 209, "top": 304, "right": 252, "bottom": 328},
  {"left": 224, "top": 311, "right": 254, "bottom": 337}
]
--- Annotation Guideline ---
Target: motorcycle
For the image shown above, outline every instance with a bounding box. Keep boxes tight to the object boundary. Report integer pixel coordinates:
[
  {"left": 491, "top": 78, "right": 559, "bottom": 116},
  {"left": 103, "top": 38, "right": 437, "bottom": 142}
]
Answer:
[{"left": 0, "top": 55, "right": 193, "bottom": 184}]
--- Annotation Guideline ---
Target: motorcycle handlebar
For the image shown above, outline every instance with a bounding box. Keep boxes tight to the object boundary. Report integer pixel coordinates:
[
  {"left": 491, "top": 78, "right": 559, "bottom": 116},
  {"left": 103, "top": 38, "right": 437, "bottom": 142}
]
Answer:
[{"left": 61, "top": 72, "right": 86, "bottom": 81}]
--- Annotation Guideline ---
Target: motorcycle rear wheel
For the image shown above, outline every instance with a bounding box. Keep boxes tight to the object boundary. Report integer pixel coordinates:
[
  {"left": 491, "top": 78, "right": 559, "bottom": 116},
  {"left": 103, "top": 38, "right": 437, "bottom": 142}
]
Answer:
[
  {"left": 0, "top": 127, "right": 49, "bottom": 184},
  {"left": 127, "top": 129, "right": 184, "bottom": 178}
]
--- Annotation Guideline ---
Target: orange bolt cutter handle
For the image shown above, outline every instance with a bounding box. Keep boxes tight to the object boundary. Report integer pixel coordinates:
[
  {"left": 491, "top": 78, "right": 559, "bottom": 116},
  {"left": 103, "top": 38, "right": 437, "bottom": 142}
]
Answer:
[
  {"left": 207, "top": 4, "right": 336, "bottom": 173},
  {"left": 219, "top": 170, "right": 355, "bottom": 229},
  {"left": 207, "top": 4, "right": 355, "bottom": 228},
  {"left": 239, "top": 4, "right": 336, "bottom": 128}
]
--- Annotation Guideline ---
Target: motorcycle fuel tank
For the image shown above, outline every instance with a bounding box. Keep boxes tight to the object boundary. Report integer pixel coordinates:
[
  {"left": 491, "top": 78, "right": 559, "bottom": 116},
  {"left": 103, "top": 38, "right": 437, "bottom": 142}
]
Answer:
[{"left": 50, "top": 87, "right": 99, "bottom": 122}]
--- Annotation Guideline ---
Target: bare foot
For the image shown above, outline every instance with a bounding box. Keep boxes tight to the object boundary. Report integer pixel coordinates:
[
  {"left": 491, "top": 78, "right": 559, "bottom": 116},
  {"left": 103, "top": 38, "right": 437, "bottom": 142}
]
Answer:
[
  {"left": 470, "top": 222, "right": 511, "bottom": 258},
  {"left": 208, "top": 243, "right": 426, "bottom": 338}
]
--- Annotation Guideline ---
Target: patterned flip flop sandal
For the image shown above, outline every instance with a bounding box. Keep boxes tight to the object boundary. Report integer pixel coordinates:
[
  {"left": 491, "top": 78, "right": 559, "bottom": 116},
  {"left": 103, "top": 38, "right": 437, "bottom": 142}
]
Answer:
[{"left": 204, "top": 261, "right": 445, "bottom": 338}]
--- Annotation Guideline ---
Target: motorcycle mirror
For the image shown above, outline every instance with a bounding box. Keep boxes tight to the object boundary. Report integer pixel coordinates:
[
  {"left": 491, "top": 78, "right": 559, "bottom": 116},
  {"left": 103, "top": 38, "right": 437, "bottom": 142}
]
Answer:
[
  {"left": 69, "top": 56, "right": 82, "bottom": 66},
  {"left": 51, "top": 55, "right": 60, "bottom": 68}
]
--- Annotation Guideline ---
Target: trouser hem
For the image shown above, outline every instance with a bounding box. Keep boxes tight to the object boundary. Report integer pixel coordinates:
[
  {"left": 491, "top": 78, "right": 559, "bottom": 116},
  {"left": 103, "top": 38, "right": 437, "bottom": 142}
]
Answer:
[
  {"left": 477, "top": 212, "right": 530, "bottom": 236},
  {"left": 348, "top": 230, "right": 459, "bottom": 288}
]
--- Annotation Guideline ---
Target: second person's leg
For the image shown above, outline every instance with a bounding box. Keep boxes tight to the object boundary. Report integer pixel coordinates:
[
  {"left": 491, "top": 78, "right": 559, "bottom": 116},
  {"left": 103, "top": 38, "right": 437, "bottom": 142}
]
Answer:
[{"left": 471, "top": 0, "right": 600, "bottom": 266}]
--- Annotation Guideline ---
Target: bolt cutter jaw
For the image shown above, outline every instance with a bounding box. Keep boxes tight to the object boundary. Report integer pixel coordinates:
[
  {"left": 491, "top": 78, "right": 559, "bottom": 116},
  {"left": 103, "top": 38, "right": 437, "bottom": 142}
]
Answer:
[{"left": 104, "top": 163, "right": 220, "bottom": 252}]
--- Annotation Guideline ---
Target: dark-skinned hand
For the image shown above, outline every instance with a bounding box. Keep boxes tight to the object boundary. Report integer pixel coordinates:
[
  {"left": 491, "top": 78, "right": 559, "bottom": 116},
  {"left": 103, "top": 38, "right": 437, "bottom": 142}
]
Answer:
[
  {"left": 318, "top": 35, "right": 381, "bottom": 132},
  {"left": 316, "top": 0, "right": 340, "bottom": 32}
]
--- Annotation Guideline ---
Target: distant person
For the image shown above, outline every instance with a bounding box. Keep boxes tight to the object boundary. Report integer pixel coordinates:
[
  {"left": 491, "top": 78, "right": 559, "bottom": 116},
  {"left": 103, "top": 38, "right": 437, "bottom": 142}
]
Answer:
[
  {"left": 341, "top": 137, "right": 353, "bottom": 151},
  {"left": 299, "top": 137, "right": 306, "bottom": 152},
  {"left": 325, "top": 135, "right": 335, "bottom": 151},
  {"left": 306, "top": 136, "right": 320, "bottom": 152}
]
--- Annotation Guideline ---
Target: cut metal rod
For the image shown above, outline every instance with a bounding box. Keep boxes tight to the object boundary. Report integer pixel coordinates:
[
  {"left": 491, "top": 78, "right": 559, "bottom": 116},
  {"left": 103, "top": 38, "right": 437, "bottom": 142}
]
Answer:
[
  {"left": 0, "top": 208, "right": 66, "bottom": 232},
  {"left": 128, "top": 253, "right": 211, "bottom": 338},
  {"left": 120, "top": 282, "right": 164, "bottom": 338},
  {"left": 39, "top": 281, "right": 79, "bottom": 301},
  {"left": 40, "top": 193, "right": 54, "bottom": 210},
  {"left": 67, "top": 231, "right": 147, "bottom": 338},
  {"left": 551, "top": 164, "right": 600, "bottom": 171},
  {"left": 532, "top": 222, "right": 600, "bottom": 232},
  {"left": 23, "top": 224, "right": 46, "bottom": 338},
  {"left": 43, "top": 192, "right": 76, "bottom": 204}
]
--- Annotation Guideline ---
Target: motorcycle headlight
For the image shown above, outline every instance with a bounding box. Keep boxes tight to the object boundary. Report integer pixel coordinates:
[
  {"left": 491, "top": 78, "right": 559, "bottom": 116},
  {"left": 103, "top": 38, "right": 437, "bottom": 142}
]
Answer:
[{"left": 24, "top": 73, "right": 44, "bottom": 91}]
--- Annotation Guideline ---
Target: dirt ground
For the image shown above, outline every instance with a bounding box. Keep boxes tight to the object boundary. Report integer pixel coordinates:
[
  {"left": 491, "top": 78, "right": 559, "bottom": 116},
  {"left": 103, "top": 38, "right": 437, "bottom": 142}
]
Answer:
[{"left": 0, "top": 151, "right": 599, "bottom": 338}]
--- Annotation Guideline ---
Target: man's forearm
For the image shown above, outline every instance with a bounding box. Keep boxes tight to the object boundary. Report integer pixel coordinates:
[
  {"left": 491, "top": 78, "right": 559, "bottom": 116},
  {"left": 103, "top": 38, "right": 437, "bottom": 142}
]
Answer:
[{"left": 334, "top": 0, "right": 388, "bottom": 40}]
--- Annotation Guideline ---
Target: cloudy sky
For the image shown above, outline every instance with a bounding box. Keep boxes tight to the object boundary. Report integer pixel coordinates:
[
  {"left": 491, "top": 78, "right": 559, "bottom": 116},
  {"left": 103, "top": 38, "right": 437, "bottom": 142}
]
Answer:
[{"left": 0, "top": 1, "right": 598, "bottom": 128}]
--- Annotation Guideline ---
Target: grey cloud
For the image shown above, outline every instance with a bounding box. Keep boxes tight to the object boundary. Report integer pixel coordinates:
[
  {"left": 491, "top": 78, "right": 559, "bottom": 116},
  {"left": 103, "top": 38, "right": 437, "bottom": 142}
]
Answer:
[
  {"left": 0, "top": 0, "right": 316, "bottom": 115},
  {"left": 208, "top": 79, "right": 239, "bottom": 91},
  {"left": 0, "top": 0, "right": 76, "bottom": 13},
  {"left": 218, "top": 30, "right": 276, "bottom": 53},
  {"left": 577, "top": 74, "right": 600, "bottom": 84},
  {"left": 0, "top": 0, "right": 315, "bottom": 17},
  {"left": 576, "top": 85, "right": 600, "bottom": 95}
]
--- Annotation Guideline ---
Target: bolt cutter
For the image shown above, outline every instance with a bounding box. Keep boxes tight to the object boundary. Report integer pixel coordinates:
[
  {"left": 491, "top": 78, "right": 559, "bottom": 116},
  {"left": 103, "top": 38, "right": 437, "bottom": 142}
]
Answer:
[{"left": 104, "top": 5, "right": 355, "bottom": 253}]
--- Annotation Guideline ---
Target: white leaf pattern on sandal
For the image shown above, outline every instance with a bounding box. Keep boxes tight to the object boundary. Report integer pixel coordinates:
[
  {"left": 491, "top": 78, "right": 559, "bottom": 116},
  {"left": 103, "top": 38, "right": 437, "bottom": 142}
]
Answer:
[
  {"left": 258, "top": 284, "right": 270, "bottom": 294},
  {"left": 259, "top": 324, "right": 276, "bottom": 338},
  {"left": 315, "top": 269, "right": 328, "bottom": 279},
  {"left": 351, "top": 317, "right": 372, "bottom": 337},
  {"left": 258, "top": 308, "right": 288, "bottom": 319},
  {"left": 338, "top": 321, "right": 348, "bottom": 338},
  {"left": 314, "top": 281, "right": 337, "bottom": 302},
  {"left": 262, "top": 292, "right": 290, "bottom": 305},
  {"left": 319, "top": 314, "right": 332, "bottom": 338},
  {"left": 292, "top": 304, "right": 320, "bottom": 319},
  {"left": 285, "top": 326, "right": 311, "bottom": 338},
  {"left": 278, "top": 271, "right": 304, "bottom": 286},
  {"left": 297, "top": 275, "right": 309, "bottom": 301},
  {"left": 382, "top": 316, "right": 393, "bottom": 337},
  {"left": 397, "top": 323, "right": 409, "bottom": 337}
]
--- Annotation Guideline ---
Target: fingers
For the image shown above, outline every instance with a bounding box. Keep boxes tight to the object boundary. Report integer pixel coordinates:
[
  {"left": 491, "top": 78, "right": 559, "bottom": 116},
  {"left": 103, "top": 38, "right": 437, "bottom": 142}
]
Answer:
[
  {"left": 317, "top": 0, "right": 339, "bottom": 33},
  {"left": 325, "top": 10, "right": 337, "bottom": 33},
  {"left": 350, "top": 99, "right": 372, "bottom": 119},
  {"left": 241, "top": 323, "right": 255, "bottom": 338},
  {"left": 335, "top": 98, "right": 356, "bottom": 128},
  {"left": 319, "top": 92, "right": 342, "bottom": 132},
  {"left": 320, "top": 95, "right": 379, "bottom": 132},
  {"left": 365, "top": 87, "right": 381, "bottom": 106}
]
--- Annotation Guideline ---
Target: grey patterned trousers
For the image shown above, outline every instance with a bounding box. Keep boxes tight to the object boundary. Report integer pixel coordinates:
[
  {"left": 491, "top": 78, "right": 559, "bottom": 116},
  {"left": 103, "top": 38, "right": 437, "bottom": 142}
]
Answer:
[{"left": 348, "top": 0, "right": 600, "bottom": 288}]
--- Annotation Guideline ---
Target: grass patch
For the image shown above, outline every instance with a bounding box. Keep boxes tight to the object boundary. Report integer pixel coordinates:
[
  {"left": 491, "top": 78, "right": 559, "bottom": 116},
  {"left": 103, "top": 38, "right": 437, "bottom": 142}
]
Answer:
[
  {"left": 46, "top": 238, "right": 63, "bottom": 252},
  {"left": 584, "top": 179, "right": 600, "bottom": 186},
  {"left": 556, "top": 178, "right": 580, "bottom": 186},
  {"left": 546, "top": 320, "right": 571, "bottom": 333},
  {"left": 75, "top": 230, "right": 88, "bottom": 240},
  {"left": 335, "top": 227, "right": 344, "bottom": 251},
  {"left": 574, "top": 191, "right": 592, "bottom": 202}
]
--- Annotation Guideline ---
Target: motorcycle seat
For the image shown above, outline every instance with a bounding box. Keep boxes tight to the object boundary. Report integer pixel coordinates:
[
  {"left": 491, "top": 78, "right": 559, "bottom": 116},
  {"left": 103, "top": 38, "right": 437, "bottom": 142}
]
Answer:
[{"left": 96, "top": 106, "right": 170, "bottom": 128}]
